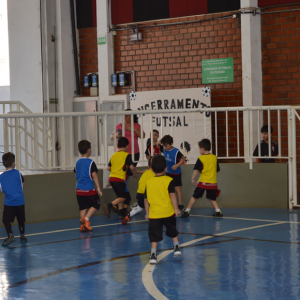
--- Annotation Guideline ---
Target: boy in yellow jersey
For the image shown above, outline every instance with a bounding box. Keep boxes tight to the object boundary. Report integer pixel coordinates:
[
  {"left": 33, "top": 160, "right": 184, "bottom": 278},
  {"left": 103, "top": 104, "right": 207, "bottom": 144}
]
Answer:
[
  {"left": 144, "top": 155, "right": 182, "bottom": 264},
  {"left": 181, "top": 139, "right": 222, "bottom": 218},
  {"left": 103, "top": 137, "right": 143, "bottom": 219},
  {"left": 122, "top": 157, "right": 154, "bottom": 225}
]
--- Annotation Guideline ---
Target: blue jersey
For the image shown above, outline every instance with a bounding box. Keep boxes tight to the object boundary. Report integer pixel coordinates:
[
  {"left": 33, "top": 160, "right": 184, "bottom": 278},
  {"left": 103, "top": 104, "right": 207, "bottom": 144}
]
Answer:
[
  {"left": 164, "top": 147, "right": 182, "bottom": 175},
  {"left": 0, "top": 169, "right": 25, "bottom": 206},
  {"left": 75, "top": 158, "right": 97, "bottom": 192}
]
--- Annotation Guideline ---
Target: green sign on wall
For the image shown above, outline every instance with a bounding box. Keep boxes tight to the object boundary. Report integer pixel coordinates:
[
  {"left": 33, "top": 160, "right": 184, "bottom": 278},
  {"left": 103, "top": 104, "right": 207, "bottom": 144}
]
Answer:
[
  {"left": 202, "top": 58, "right": 234, "bottom": 84},
  {"left": 98, "top": 36, "right": 106, "bottom": 45}
]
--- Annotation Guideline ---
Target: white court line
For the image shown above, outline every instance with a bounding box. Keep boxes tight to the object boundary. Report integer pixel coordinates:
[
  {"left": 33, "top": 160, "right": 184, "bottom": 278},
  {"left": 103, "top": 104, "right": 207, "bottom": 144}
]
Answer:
[
  {"left": 0, "top": 220, "right": 148, "bottom": 240},
  {"left": 191, "top": 214, "right": 300, "bottom": 224},
  {"left": 142, "top": 221, "right": 285, "bottom": 300}
]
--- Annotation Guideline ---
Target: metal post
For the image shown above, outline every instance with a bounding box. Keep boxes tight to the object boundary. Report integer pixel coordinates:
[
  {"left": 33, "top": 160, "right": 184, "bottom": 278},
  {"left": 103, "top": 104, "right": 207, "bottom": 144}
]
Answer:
[
  {"left": 70, "top": 116, "right": 74, "bottom": 167},
  {"left": 103, "top": 115, "right": 108, "bottom": 166},
  {"left": 94, "top": 116, "right": 99, "bottom": 165},
  {"left": 288, "top": 108, "right": 293, "bottom": 209},
  {"left": 215, "top": 111, "right": 218, "bottom": 157},
  {"left": 24, "top": 118, "right": 28, "bottom": 169},
  {"left": 34, "top": 118, "right": 39, "bottom": 169},
  {"left": 226, "top": 111, "right": 229, "bottom": 158},
  {"left": 292, "top": 109, "right": 297, "bottom": 206},
  {"left": 61, "top": 116, "right": 66, "bottom": 169},
  {"left": 236, "top": 111, "right": 240, "bottom": 158},
  {"left": 277, "top": 110, "right": 281, "bottom": 158},
  {"left": 131, "top": 113, "right": 134, "bottom": 161}
]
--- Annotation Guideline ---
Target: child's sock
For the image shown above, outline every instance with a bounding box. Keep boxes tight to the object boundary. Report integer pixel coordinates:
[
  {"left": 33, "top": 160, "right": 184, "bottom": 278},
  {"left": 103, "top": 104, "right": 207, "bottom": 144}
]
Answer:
[
  {"left": 85, "top": 217, "right": 89, "bottom": 221},
  {"left": 215, "top": 209, "right": 220, "bottom": 213},
  {"left": 173, "top": 241, "right": 179, "bottom": 247},
  {"left": 151, "top": 249, "right": 157, "bottom": 255},
  {"left": 185, "top": 208, "right": 191, "bottom": 213}
]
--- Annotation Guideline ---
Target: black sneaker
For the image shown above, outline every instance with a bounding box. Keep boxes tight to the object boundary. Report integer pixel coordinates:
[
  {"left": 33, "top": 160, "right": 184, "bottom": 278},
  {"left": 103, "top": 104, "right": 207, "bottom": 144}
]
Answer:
[
  {"left": 20, "top": 236, "right": 27, "bottom": 243},
  {"left": 181, "top": 211, "right": 190, "bottom": 218},
  {"left": 112, "top": 205, "right": 118, "bottom": 214},
  {"left": 178, "top": 205, "right": 185, "bottom": 212},
  {"left": 149, "top": 253, "right": 157, "bottom": 264},
  {"left": 213, "top": 211, "right": 223, "bottom": 217},
  {"left": 174, "top": 245, "right": 182, "bottom": 257},
  {"left": 2, "top": 236, "right": 15, "bottom": 247}
]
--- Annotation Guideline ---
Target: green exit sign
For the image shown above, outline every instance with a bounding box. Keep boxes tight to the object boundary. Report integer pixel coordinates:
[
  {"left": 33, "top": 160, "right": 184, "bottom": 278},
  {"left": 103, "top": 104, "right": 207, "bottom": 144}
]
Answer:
[{"left": 98, "top": 36, "right": 106, "bottom": 45}]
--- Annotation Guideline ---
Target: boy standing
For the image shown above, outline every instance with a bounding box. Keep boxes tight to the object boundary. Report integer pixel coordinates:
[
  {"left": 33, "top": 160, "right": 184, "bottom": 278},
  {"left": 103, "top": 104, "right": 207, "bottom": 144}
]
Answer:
[
  {"left": 144, "top": 155, "right": 182, "bottom": 264},
  {"left": 181, "top": 139, "right": 222, "bottom": 218},
  {"left": 160, "top": 135, "right": 186, "bottom": 212},
  {"left": 0, "top": 152, "right": 27, "bottom": 247},
  {"left": 104, "top": 137, "right": 143, "bottom": 219},
  {"left": 75, "top": 140, "right": 103, "bottom": 231},
  {"left": 145, "top": 130, "right": 163, "bottom": 159},
  {"left": 122, "top": 157, "right": 154, "bottom": 225},
  {"left": 253, "top": 125, "right": 279, "bottom": 163}
]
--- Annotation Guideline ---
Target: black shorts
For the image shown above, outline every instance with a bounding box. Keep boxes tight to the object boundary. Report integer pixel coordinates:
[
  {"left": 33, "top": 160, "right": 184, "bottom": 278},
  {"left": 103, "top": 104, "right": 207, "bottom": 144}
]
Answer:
[
  {"left": 124, "top": 191, "right": 131, "bottom": 206},
  {"left": 77, "top": 194, "right": 101, "bottom": 211},
  {"left": 193, "top": 187, "right": 217, "bottom": 201},
  {"left": 166, "top": 173, "right": 182, "bottom": 187},
  {"left": 110, "top": 181, "right": 127, "bottom": 199},
  {"left": 2, "top": 205, "right": 26, "bottom": 223},
  {"left": 136, "top": 193, "right": 145, "bottom": 208},
  {"left": 148, "top": 215, "right": 178, "bottom": 243},
  {"left": 126, "top": 152, "right": 140, "bottom": 176}
]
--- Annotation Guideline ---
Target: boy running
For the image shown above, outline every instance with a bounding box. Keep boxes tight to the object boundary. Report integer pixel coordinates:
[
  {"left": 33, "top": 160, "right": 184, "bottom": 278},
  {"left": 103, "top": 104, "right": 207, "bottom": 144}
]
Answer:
[
  {"left": 122, "top": 157, "right": 154, "bottom": 225},
  {"left": 0, "top": 152, "right": 27, "bottom": 247},
  {"left": 145, "top": 130, "right": 163, "bottom": 159},
  {"left": 74, "top": 140, "right": 103, "bottom": 231},
  {"left": 104, "top": 137, "right": 143, "bottom": 219},
  {"left": 181, "top": 139, "right": 223, "bottom": 218},
  {"left": 160, "top": 135, "right": 186, "bottom": 211},
  {"left": 145, "top": 155, "right": 182, "bottom": 264}
]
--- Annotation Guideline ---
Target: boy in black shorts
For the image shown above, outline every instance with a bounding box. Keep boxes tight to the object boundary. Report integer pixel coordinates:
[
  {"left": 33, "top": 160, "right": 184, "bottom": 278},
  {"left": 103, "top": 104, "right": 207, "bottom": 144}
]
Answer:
[
  {"left": 104, "top": 137, "right": 143, "bottom": 219},
  {"left": 253, "top": 125, "right": 279, "bottom": 163},
  {"left": 181, "top": 139, "right": 223, "bottom": 218},
  {"left": 74, "top": 140, "right": 103, "bottom": 231},
  {"left": 144, "top": 155, "right": 182, "bottom": 264},
  {"left": 160, "top": 135, "right": 186, "bottom": 212},
  {"left": 0, "top": 152, "right": 27, "bottom": 247}
]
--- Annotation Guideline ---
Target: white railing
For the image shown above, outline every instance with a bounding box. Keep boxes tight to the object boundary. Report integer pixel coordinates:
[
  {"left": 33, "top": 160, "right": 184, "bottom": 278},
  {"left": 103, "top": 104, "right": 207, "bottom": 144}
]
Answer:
[
  {"left": 0, "top": 105, "right": 298, "bottom": 207},
  {"left": 0, "top": 101, "right": 53, "bottom": 170}
]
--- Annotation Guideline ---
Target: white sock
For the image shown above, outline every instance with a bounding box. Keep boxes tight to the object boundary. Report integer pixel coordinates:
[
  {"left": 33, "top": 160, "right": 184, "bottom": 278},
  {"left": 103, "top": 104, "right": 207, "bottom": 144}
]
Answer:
[
  {"left": 85, "top": 217, "right": 89, "bottom": 220},
  {"left": 185, "top": 208, "right": 191, "bottom": 212},
  {"left": 151, "top": 249, "right": 156, "bottom": 255},
  {"left": 215, "top": 209, "right": 220, "bottom": 213}
]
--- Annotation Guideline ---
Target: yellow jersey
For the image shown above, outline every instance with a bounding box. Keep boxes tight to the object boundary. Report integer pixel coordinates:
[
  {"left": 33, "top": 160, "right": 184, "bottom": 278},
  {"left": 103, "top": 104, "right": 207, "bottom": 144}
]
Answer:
[
  {"left": 194, "top": 154, "right": 219, "bottom": 185},
  {"left": 108, "top": 151, "right": 132, "bottom": 182},
  {"left": 145, "top": 175, "right": 175, "bottom": 219},
  {"left": 137, "top": 169, "right": 155, "bottom": 194}
]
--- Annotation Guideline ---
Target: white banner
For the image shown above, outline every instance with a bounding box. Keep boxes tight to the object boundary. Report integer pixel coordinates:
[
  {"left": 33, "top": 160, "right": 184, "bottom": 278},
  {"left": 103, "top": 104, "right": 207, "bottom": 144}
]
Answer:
[{"left": 131, "top": 88, "right": 211, "bottom": 164}]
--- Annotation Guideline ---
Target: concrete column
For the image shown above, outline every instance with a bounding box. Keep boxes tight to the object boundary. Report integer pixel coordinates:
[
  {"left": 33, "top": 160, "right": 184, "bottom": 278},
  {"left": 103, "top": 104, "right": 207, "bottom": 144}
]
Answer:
[
  {"left": 96, "top": 0, "right": 128, "bottom": 107},
  {"left": 7, "top": 0, "right": 43, "bottom": 112},
  {"left": 241, "top": 0, "right": 263, "bottom": 161}
]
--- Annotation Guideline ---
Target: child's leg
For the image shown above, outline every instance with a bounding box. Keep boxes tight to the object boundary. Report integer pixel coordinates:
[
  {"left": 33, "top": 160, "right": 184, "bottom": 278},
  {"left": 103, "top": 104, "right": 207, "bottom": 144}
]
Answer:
[
  {"left": 186, "top": 197, "right": 197, "bottom": 210},
  {"left": 18, "top": 222, "right": 25, "bottom": 235},
  {"left": 85, "top": 207, "right": 97, "bottom": 219},
  {"left": 80, "top": 209, "right": 87, "bottom": 219},
  {"left": 3, "top": 222, "right": 13, "bottom": 237},
  {"left": 151, "top": 242, "right": 158, "bottom": 250},
  {"left": 175, "top": 186, "right": 183, "bottom": 205},
  {"left": 111, "top": 197, "right": 126, "bottom": 206},
  {"left": 209, "top": 199, "right": 220, "bottom": 210}
]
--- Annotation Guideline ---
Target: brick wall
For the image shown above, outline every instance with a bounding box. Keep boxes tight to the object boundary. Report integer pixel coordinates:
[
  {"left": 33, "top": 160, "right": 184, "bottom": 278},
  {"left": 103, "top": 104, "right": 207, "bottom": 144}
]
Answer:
[
  {"left": 78, "top": 28, "right": 98, "bottom": 96},
  {"left": 261, "top": 4, "right": 300, "bottom": 196},
  {"left": 114, "top": 13, "right": 243, "bottom": 158}
]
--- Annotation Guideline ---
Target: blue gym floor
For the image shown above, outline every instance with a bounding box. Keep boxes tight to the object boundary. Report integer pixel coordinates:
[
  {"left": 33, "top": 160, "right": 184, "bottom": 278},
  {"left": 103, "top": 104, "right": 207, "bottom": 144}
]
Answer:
[{"left": 0, "top": 208, "right": 300, "bottom": 300}]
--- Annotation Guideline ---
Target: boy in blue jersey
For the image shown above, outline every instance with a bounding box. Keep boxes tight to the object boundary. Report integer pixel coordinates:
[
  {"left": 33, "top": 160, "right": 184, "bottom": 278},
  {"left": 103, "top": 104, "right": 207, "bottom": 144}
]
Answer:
[
  {"left": 0, "top": 152, "right": 27, "bottom": 247},
  {"left": 160, "top": 135, "right": 186, "bottom": 212},
  {"left": 74, "top": 140, "right": 104, "bottom": 232}
]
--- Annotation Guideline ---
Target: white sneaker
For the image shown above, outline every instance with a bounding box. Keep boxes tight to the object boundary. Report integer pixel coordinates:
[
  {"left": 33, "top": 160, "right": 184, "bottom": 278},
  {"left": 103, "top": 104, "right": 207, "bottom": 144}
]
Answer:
[
  {"left": 130, "top": 205, "right": 143, "bottom": 217},
  {"left": 174, "top": 245, "right": 182, "bottom": 257},
  {"left": 149, "top": 253, "right": 157, "bottom": 264}
]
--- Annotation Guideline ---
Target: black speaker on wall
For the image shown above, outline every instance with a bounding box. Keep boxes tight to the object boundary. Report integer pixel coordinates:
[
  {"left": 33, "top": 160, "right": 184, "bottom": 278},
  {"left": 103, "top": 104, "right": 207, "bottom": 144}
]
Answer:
[
  {"left": 76, "top": 0, "right": 93, "bottom": 29},
  {"left": 133, "top": 0, "right": 169, "bottom": 22},
  {"left": 207, "top": 0, "right": 240, "bottom": 14}
]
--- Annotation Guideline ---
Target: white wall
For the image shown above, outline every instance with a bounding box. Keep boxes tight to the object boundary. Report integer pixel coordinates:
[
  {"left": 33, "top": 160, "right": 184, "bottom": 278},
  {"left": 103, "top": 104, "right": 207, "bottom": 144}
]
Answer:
[
  {"left": 0, "top": 86, "right": 10, "bottom": 100},
  {"left": 7, "top": 0, "right": 43, "bottom": 113}
]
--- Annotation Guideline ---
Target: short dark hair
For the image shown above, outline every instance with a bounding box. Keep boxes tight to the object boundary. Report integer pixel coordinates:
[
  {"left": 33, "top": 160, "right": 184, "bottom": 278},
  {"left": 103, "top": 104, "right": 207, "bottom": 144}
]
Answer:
[
  {"left": 78, "top": 140, "right": 91, "bottom": 155},
  {"left": 2, "top": 152, "right": 15, "bottom": 168},
  {"left": 161, "top": 135, "right": 173, "bottom": 146},
  {"left": 198, "top": 139, "right": 211, "bottom": 151},
  {"left": 151, "top": 155, "right": 167, "bottom": 173},
  {"left": 125, "top": 109, "right": 139, "bottom": 123},
  {"left": 118, "top": 137, "right": 129, "bottom": 148},
  {"left": 148, "top": 156, "right": 153, "bottom": 168},
  {"left": 180, "top": 141, "right": 191, "bottom": 152},
  {"left": 261, "top": 125, "right": 273, "bottom": 134},
  {"left": 152, "top": 129, "right": 159, "bottom": 135}
]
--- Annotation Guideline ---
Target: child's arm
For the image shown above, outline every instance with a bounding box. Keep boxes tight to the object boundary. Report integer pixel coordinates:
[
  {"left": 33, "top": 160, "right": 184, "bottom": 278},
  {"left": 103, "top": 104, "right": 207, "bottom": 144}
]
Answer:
[
  {"left": 172, "top": 156, "right": 186, "bottom": 171},
  {"left": 129, "top": 165, "right": 145, "bottom": 177},
  {"left": 144, "top": 197, "right": 150, "bottom": 220},
  {"left": 170, "top": 193, "right": 181, "bottom": 216},
  {"left": 107, "top": 166, "right": 111, "bottom": 171},
  {"left": 191, "top": 170, "right": 200, "bottom": 186},
  {"left": 255, "top": 158, "right": 260, "bottom": 163},
  {"left": 92, "top": 172, "right": 102, "bottom": 196}
]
